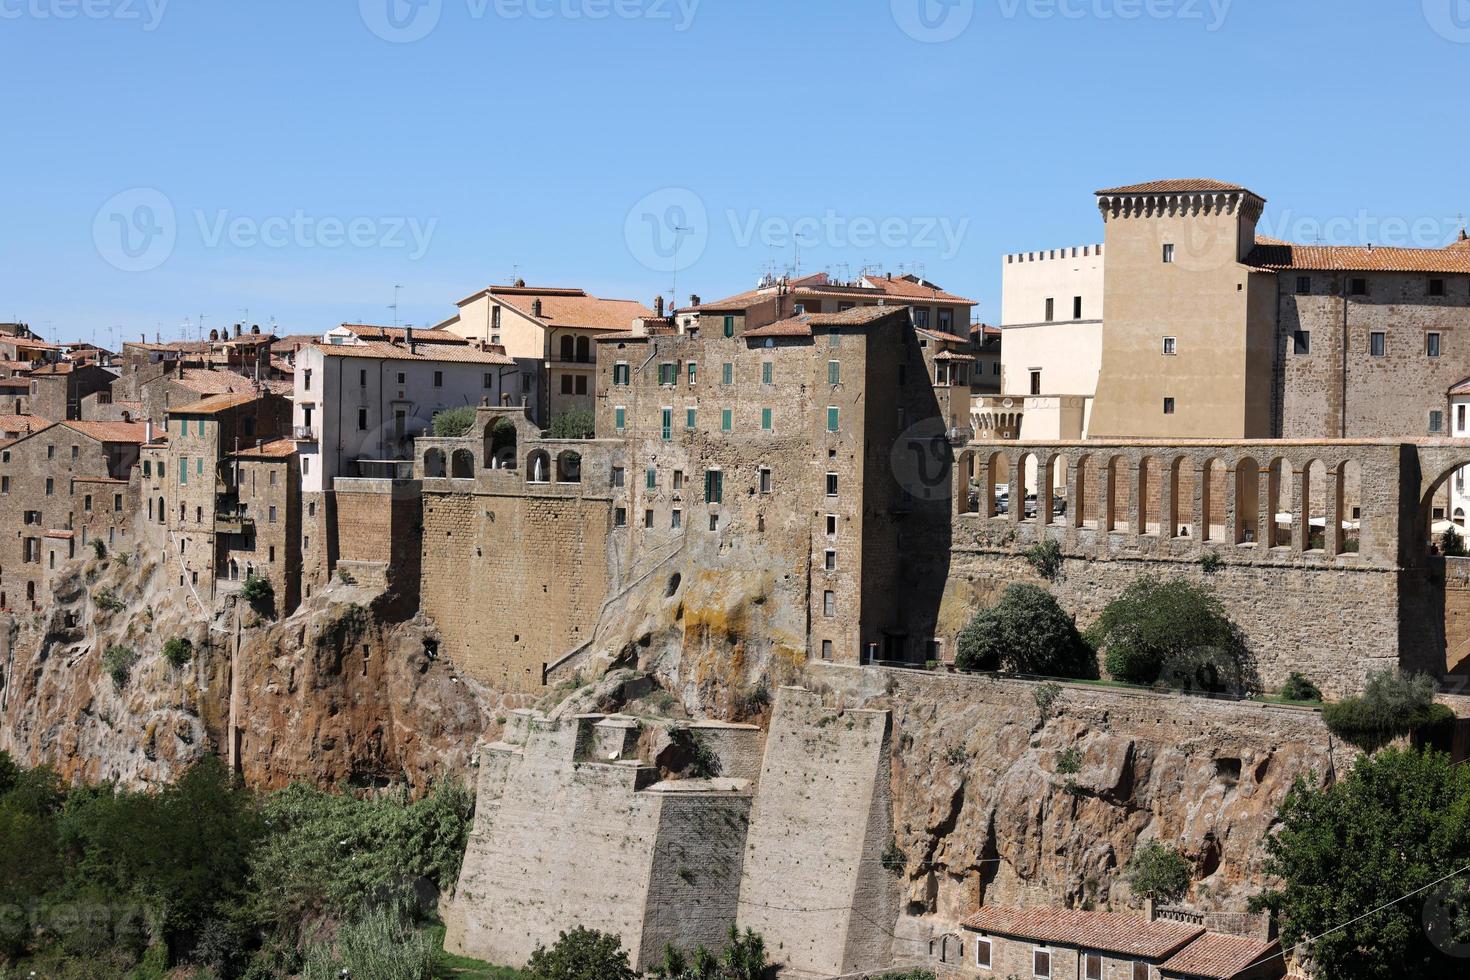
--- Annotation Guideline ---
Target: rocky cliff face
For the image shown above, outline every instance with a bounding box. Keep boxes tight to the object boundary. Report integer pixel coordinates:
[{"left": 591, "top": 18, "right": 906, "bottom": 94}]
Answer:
[{"left": 0, "top": 548, "right": 515, "bottom": 794}]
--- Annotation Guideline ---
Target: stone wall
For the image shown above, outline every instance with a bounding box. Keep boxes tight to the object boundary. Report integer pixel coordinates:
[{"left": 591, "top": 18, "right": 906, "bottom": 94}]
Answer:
[{"left": 737, "top": 687, "right": 896, "bottom": 977}]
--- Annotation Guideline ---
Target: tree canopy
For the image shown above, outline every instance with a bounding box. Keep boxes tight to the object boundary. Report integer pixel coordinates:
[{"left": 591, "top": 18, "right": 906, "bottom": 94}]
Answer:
[
  {"left": 955, "top": 584, "right": 1096, "bottom": 679},
  {"left": 1087, "top": 577, "right": 1251, "bottom": 692}
]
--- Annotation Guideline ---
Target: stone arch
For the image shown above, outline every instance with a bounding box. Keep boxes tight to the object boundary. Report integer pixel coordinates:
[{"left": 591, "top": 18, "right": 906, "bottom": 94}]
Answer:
[
  {"left": 1016, "top": 450, "right": 1042, "bottom": 520},
  {"left": 1302, "top": 458, "right": 1328, "bottom": 552},
  {"left": 955, "top": 449, "right": 979, "bottom": 516},
  {"left": 575, "top": 335, "right": 591, "bottom": 362},
  {"left": 556, "top": 450, "right": 583, "bottom": 484},
  {"left": 1074, "top": 452, "right": 1094, "bottom": 529},
  {"left": 1265, "top": 456, "right": 1292, "bottom": 548},
  {"left": 1235, "top": 456, "right": 1261, "bottom": 544},
  {"left": 1338, "top": 459, "right": 1363, "bottom": 554},
  {"left": 485, "top": 418, "right": 517, "bottom": 469},
  {"left": 985, "top": 450, "right": 1008, "bottom": 518},
  {"left": 1047, "top": 453, "right": 1070, "bottom": 525},
  {"left": 451, "top": 448, "right": 475, "bottom": 479},
  {"left": 1137, "top": 455, "right": 1163, "bottom": 536},
  {"left": 527, "top": 449, "right": 551, "bottom": 483},
  {"left": 423, "top": 448, "right": 447, "bottom": 478},
  {"left": 1167, "top": 455, "right": 1191, "bottom": 538},
  {"left": 559, "top": 335, "right": 575, "bottom": 362},
  {"left": 1104, "top": 455, "right": 1130, "bottom": 532},
  {"left": 1201, "top": 457, "right": 1227, "bottom": 543}
]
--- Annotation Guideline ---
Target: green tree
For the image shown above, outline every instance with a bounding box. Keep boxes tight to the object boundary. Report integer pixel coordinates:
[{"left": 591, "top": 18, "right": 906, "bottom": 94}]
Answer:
[
  {"left": 526, "top": 927, "right": 636, "bottom": 980},
  {"left": 548, "top": 408, "right": 595, "bottom": 440},
  {"left": 242, "top": 573, "right": 275, "bottom": 614},
  {"left": 1281, "top": 671, "right": 1323, "bottom": 703},
  {"left": 1125, "top": 841, "right": 1192, "bottom": 904},
  {"left": 432, "top": 406, "right": 478, "bottom": 438},
  {"left": 1322, "top": 670, "right": 1455, "bottom": 753},
  {"left": 162, "top": 637, "right": 194, "bottom": 669},
  {"left": 1254, "top": 748, "right": 1470, "bottom": 979},
  {"left": 103, "top": 644, "right": 139, "bottom": 687},
  {"left": 955, "top": 584, "right": 1096, "bottom": 679},
  {"left": 1087, "top": 577, "right": 1250, "bottom": 692}
]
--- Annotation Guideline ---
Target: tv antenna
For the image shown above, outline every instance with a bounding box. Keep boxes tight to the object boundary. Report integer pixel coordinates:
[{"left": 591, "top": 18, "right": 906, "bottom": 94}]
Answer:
[
  {"left": 390, "top": 285, "right": 403, "bottom": 328},
  {"left": 670, "top": 219, "right": 693, "bottom": 312}
]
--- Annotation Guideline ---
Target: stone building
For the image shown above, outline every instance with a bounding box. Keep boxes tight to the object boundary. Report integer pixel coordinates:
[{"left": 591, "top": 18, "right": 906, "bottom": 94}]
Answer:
[
  {"left": 936, "top": 906, "right": 1282, "bottom": 980},
  {"left": 436, "top": 282, "right": 652, "bottom": 424},
  {"left": 220, "top": 438, "right": 302, "bottom": 613},
  {"left": 26, "top": 362, "right": 116, "bottom": 421},
  {"left": 0, "top": 419, "right": 144, "bottom": 611}
]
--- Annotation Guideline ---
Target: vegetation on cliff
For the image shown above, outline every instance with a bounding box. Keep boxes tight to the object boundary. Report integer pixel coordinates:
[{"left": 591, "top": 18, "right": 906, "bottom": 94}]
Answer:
[
  {"left": 1320, "top": 670, "right": 1455, "bottom": 753},
  {"left": 0, "top": 751, "right": 473, "bottom": 978},
  {"left": 1254, "top": 747, "right": 1470, "bottom": 979},
  {"left": 955, "top": 583, "right": 1096, "bottom": 679}
]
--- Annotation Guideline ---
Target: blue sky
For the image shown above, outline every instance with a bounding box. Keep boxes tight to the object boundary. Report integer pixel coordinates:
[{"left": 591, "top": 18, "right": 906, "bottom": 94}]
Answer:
[{"left": 3, "top": 0, "right": 1468, "bottom": 346}]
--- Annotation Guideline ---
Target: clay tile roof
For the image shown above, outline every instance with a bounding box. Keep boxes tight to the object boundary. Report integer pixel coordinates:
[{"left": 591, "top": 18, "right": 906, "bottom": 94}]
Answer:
[
  {"left": 57, "top": 420, "right": 149, "bottom": 444},
  {"left": 688, "top": 289, "right": 768, "bottom": 313},
  {"left": 741, "top": 316, "right": 814, "bottom": 339},
  {"left": 742, "top": 305, "right": 906, "bottom": 339},
  {"left": 231, "top": 438, "right": 299, "bottom": 460},
  {"left": 962, "top": 907, "right": 1204, "bottom": 960},
  {"left": 933, "top": 350, "right": 975, "bottom": 361},
  {"left": 594, "top": 331, "right": 652, "bottom": 343},
  {"left": 916, "top": 326, "right": 972, "bottom": 345},
  {"left": 173, "top": 391, "right": 271, "bottom": 415},
  {"left": 340, "top": 324, "right": 467, "bottom": 344},
  {"left": 472, "top": 286, "right": 655, "bottom": 331},
  {"left": 309, "top": 341, "right": 515, "bottom": 365},
  {"left": 1451, "top": 376, "right": 1470, "bottom": 396},
  {"left": 44, "top": 529, "right": 75, "bottom": 540},
  {"left": 858, "top": 274, "right": 977, "bottom": 306},
  {"left": 0, "top": 413, "right": 49, "bottom": 433},
  {"left": 26, "top": 362, "right": 73, "bottom": 375},
  {"left": 1097, "top": 179, "right": 1256, "bottom": 196},
  {"left": 1158, "top": 934, "right": 1279, "bottom": 978},
  {"left": 173, "top": 369, "right": 265, "bottom": 395},
  {"left": 1247, "top": 240, "right": 1470, "bottom": 275}
]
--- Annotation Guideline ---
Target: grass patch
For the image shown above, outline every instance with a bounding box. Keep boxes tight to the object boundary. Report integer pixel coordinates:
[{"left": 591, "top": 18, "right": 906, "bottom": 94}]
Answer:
[{"left": 427, "top": 923, "right": 526, "bottom": 979}]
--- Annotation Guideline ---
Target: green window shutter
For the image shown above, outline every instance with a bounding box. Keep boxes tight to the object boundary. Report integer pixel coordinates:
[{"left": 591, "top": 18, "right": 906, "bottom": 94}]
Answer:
[
  {"left": 762, "top": 362, "right": 773, "bottom": 385},
  {"left": 827, "top": 407, "right": 840, "bottom": 432},
  {"left": 661, "top": 408, "right": 672, "bottom": 441},
  {"left": 761, "top": 408, "right": 772, "bottom": 430},
  {"left": 721, "top": 409, "right": 732, "bottom": 432},
  {"left": 180, "top": 461, "right": 187, "bottom": 485},
  {"left": 722, "top": 363, "right": 733, "bottom": 385},
  {"left": 828, "top": 360, "right": 841, "bottom": 385},
  {"left": 686, "top": 408, "right": 697, "bottom": 429},
  {"left": 723, "top": 316, "right": 734, "bottom": 338},
  {"left": 688, "top": 363, "right": 697, "bottom": 384},
  {"left": 705, "top": 470, "right": 723, "bottom": 503},
  {"left": 614, "top": 407, "right": 626, "bottom": 429},
  {"left": 647, "top": 467, "right": 657, "bottom": 489},
  {"left": 198, "top": 419, "right": 206, "bottom": 436}
]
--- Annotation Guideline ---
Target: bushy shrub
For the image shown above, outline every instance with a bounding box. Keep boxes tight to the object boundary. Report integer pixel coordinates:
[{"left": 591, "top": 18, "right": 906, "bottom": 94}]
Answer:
[
  {"left": 1088, "top": 577, "right": 1250, "bottom": 693},
  {"left": 162, "top": 637, "right": 193, "bottom": 669},
  {"left": 94, "top": 587, "right": 124, "bottom": 613},
  {"left": 955, "top": 584, "right": 1096, "bottom": 679},
  {"left": 103, "top": 645, "right": 138, "bottom": 687},
  {"left": 1024, "top": 539, "right": 1064, "bottom": 580},
  {"left": 431, "top": 406, "right": 477, "bottom": 438},
  {"left": 548, "top": 408, "right": 595, "bottom": 440},
  {"left": 527, "top": 926, "right": 636, "bottom": 980},
  {"left": 1281, "top": 671, "right": 1323, "bottom": 703},
  {"left": 90, "top": 538, "right": 106, "bottom": 560},
  {"left": 1322, "top": 671, "right": 1455, "bottom": 753},
  {"left": 1442, "top": 526, "right": 1468, "bottom": 557},
  {"left": 241, "top": 574, "right": 274, "bottom": 613},
  {"left": 654, "top": 925, "right": 769, "bottom": 980},
  {"left": 1125, "top": 841, "right": 1192, "bottom": 903}
]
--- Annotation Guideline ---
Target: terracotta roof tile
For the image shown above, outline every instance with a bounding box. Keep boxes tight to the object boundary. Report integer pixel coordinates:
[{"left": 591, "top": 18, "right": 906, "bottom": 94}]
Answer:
[
  {"left": 466, "top": 286, "right": 654, "bottom": 331},
  {"left": 742, "top": 305, "right": 907, "bottom": 339},
  {"left": 962, "top": 907, "right": 1204, "bottom": 960},
  {"left": 0, "top": 413, "right": 49, "bottom": 434},
  {"left": 26, "top": 362, "right": 73, "bottom": 375},
  {"left": 308, "top": 341, "right": 515, "bottom": 365},
  {"left": 172, "top": 369, "right": 271, "bottom": 396},
  {"left": 1097, "top": 179, "right": 1256, "bottom": 195},
  {"left": 1158, "top": 933, "right": 1279, "bottom": 978},
  {"left": 231, "top": 438, "right": 299, "bottom": 459},
  {"left": 916, "top": 326, "right": 972, "bottom": 345},
  {"left": 172, "top": 391, "right": 274, "bottom": 415},
  {"left": 1248, "top": 240, "right": 1470, "bottom": 274},
  {"left": 57, "top": 420, "right": 149, "bottom": 444},
  {"left": 339, "top": 324, "right": 467, "bottom": 344}
]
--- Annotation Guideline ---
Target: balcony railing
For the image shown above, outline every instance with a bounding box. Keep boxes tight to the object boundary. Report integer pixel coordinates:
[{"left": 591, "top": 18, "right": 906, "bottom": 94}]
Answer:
[
  {"left": 352, "top": 459, "right": 415, "bottom": 480},
  {"left": 293, "top": 426, "right": 316, "bottom": 441},
  {"left": 215, "top": 513, "right": 255, "bottom": 534}
]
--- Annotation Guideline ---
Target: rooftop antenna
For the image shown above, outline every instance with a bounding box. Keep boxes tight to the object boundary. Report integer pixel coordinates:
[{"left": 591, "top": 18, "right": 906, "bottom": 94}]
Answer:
[
  {"left": 670, "top": 217, "right": 693, "bottom": 314},
  {"left": 390, "top": 285, "right": 403, "bottom": 328}
]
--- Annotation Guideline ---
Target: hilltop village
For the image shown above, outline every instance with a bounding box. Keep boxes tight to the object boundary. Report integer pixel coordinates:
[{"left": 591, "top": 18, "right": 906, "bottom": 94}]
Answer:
[{"left": 4, "top": 179, "right": 1470, "bottom": 979}]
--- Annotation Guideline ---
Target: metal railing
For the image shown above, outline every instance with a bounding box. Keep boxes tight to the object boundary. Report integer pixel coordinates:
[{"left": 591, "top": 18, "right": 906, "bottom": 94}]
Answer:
[{"left": 352, "top": 459, "right": 414, "bottom": 480}]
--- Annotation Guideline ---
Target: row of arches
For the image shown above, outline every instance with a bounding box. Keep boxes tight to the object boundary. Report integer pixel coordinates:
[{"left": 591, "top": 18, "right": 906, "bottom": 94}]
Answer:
[
  {"left": 957, "top": 450, "right": 1364, "bottom": 556},
  {"left": 423, "top": 447, "right": 583, "bottom": 484}
]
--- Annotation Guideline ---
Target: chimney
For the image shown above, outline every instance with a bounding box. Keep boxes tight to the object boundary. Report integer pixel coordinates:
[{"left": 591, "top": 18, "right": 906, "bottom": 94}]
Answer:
[
  {"left": 531, "top": 298, "right": 543, "bottom": 318},
  {"left": 1461, "top": 229, "right": 1468, "bottom": 242},
  {"left": 514, "top": 277, "right": 526, "bottom": 287},
  {"left": 209, "top": 328, "right": 220, "bottom": 342},
  {"left": 234, "top": 323, "right": 242, "bottom": 338},
  {"left": 405, "top": 326, "right": 416, "bottom": 354},
  {"left": 145, "top": 419, "right": 153, "bottom": 443},
  {"left": 251, "top": 323, "right": 260, "bottom": 334},
  {"left": 690, "top": 294, "right": 701, "bottom": 307},
  {"left": 654, "top": 295, "right": 665, "bottom": 317}
]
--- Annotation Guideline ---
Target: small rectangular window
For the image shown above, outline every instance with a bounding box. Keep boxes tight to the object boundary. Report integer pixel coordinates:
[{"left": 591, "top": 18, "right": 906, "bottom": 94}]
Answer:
[
  {"left": 1430, "top": 278, "right": 1446, "bottom": 297},
  {"left": 761, "top": 361, "right": 773, "bottom": 385},
  {"left": 1296, "top": 276, "right": 1312, "bottom": 295},
  {"left": 613, "top": 362, "right": 630, "bottom": 386},
  {"left": 975, "top": 937, "right": 992, "bottom": 968},
  {"left": 611, "top": 466, "right": 625, "bottom": 488},
  {"left": 722, "top": 362, "right": 733, "bottom": 385},
  {"left": 686, "top": 408, "right": 697, "bottom": 429},
  {"left": 1428, "top": 332, "right": 1442, "bottom": 357},
  {"left": 827, "top": 407, "right": 839, "bottom": 432},
  {"left": 614, "top": 407, "right": 626, "bottom": 430},
  {"left": 673, "top": 470, "right": 684, "bottom": 490},
  {"left": 759, "top": 467, "right": 772, "bottom": 493},
  {"left": 1294, "top": 330, "right": 1311, "bottom": 355},
  {"left": 826, "top": 514, "right": 838, "bottom": 536},
  {"left": 705, "top": 470, "right": 723, "bottom": 504},
  {"left": 1351, "top": 277, "right": 1368, "bottom": 296},
  {"left": 1162, "top": 243, "right": 1175, "bottom": 263},
  {"left": 433, "top": 370, "right": 444, "bottom": 387},
  {"left": 1164, "top": 397, "right": 1176, "bottom": 415},
  {"left": 1030, "top": 371, "right": 1042, "bottom": 396},
  {"left": 1431, "top": 410, "right": 1445, "bottom": 434},
  {"left": 360, "top": 368, "right": 368, "bottom": 386},
  {"left": 761, "top": 408, "right": 772, "bottom": 431},
  {"left": 723, "top": 315, "right": 735, "bottom": 338},
  {"left": 268, "top": 505, "right": 278, "bottom": 524},
  {"left": 1084, "top": 953, "right": 1102, "bottom": 980},
  {"left": 1073, "top": 296, "right": 1083, "bottom": 319},
  {"left": 646, "top": 467, "right": 657, "bottom": 490},
  {"left": 661, "top": 408, "right": 673, "bottom": 441},
  {"left": 687, "top": 362, "right": 697, "bottom": 385},
  {"left": 821, "top": 639, "right": 833, "bottom": 660},
  {"left": 1132, "top": 962, "right": 1148, "bottom": 980},
  {"left": 824, "top": 549, "right": 836, "bottom": 571},
  {"left": 1044, "top": 297, "right": 1055, "bottom": 322},
  {"left": 1370, "top": 331, "right": 1386, "bottom": 357},
  {"left": 671, "top": 509, "right": 682, "bottom": 529},
  {"left": 357, "top": 408, "right": 368, "bottom": 431},
  {"left": 823, "top": 590, "right": 836, "bottom": 617},
  {"left": 721, "top": 409, "right": 733, "bottom": 432},
  {"left": 614, "top": 507, "right": 627, "bottom": 527},
  {"left": 659, "top": 363, "right": 677, "bottom": 386},
  {"left": 1162, "top": 336, "right": 1177, "bottom": 356},
  {"left": 828, "top": 360, "right": 841, "bottom": 385},
  {"left": 484, "top": 372, "right": 494, "bottom": 389},
  {"left": 1033, "top": 948, "right": 1052, "bottom": 979},
  {"left": 644, "top": 509, "right": 654, "bottom": 529}
]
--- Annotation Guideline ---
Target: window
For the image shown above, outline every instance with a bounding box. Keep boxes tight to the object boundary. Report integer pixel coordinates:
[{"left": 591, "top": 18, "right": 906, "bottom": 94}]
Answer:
[
  {"left": 560, "top": 374, "right": 574, "bottom": 395},
  {"left": 827, "top": 473, "right": 839, "bottom": 497},
  {"left": 357, "top": 408, "right": 368, "bottom": 431},
  {"left": 47, "top": 445, "right": 54, "bottom": 459},
  {"left": 70, "top": 445, "right": 78, "bottom": 460},
  {"left": 687, "top": 362, "right": 697, "bottom": 385},
  {"left": 672, "top": 470, "right": 684, "bottom": 491},
  {"left": 721, "top": 409, "right": 733, "bottom": 432},
  {"left": 1297, "top": 276, "right": 1312, "bottom": 295},
  {"left": 914, "top": 309, "right": 930, "bottom": 328},
  {"left": 398, "top": 372, "right": 406, "bottom": 385},
  {"left": 821, "top": 640, "right": 833, "bottom": 660},
  {"left": 722, "top": 362, "right": 734, "bottom": 385},
  {"left": 432, "top": 370, "right": 444, "bottom": 387},
  {"left": 826, "top": 514, "right": 838, "bottom": 536},
  {"left": 658, "top": 362, "right": 677, "bottom": 386},
  {"left": 1073, "top": 296, "right": 1083, "bottom": 319},
  {"left": 1431, "top": 410, "right": 1445, "bottom": 434},
  {"left": 1162, "top": 244, "right": 1175, "bottom": 263},
  {"left": 828, "top": 360, "right": 841, "bottom": 385},
  {"left": 143, "top": 460, "right": 151, "bottom": 477},
  {"left": 1033, "top": 947, "right": 1052, "bottom": 978},
  {"left": 686, "top": 408, "right": 697, "bottom": 429},
  {"left": 1164, "top": 397, "right": 1176, "bottom": 415},
  {"left": 705, "top": 470, "right": 723, "bottom": 504},
  {"left": 613, "top": 362, "right": 630, "bottom": 386},
  {"left": 761, "top": 361, "right": 773, "bottom": 385},
  {"left": 45, "top": 478, "right": 53, "bottom": 496},
  {"left": 823, "top": 590, "right": 836, "bottom": 617},
  {"left": 1162, "top": 336, "right": 1177, "bottom": 355},
  {"left": 829, "top": 330, "right": 840, "bottom": 348},
  {"left": 611, "top": 466, "right": 625, "bottom": 488},
  {"left": 671, "top": 509, "right": 682, "bottom": 529},
  {"left": 1351, "top": 277, "right": 1368, "bottom": 296},
  {"left": 360, "top": 368, "right": 368, "bottom": 386},
  {"left": 759, "top": 467, "right": 772, "bottom": 494},
  {"left": 1430, "top": 278, "right": 1446, "bottom": 297},
  {"left": 614, "top": 407, "right": 626, "bottom": 430},
  {"left": 975, "top": 936, "right": 992, "bottom": 969},
  {"left": 1370, "top": 331, "right": 1386, "bottom": 357},
  {"left": 1460, "top": 404, "right": 1467, "bottom": 433},
  {"left": 1132, "top": 962, "right": 1148, "bottom": 980},
  {"left": 1294, "top": 330, "right": 1311, "bottom": 355},
  {"left": 1030, "top": 370, "right": 1042, "bottom": 396},
  {"left": 268, "top": 505, "right": 278, "bottom": 524},
  {"left": 1083, "top": 952, "right": 1102, "bottom": 980},
  {"left": 1428, "top": 332, "right": 1442, "bottom": 357},
  {"left": 723, "top": 315, "right": 735, "bottom": 338},
  {"left": 761, "top": 408, "right": 772, "bottom": 431},
  {"left": 646, "top": 466, "right": 657, "bottom": 490},
  {"left": 1044, "top": 297, "right": 1055, "bottom": 322},
  {"left": 0, "top": 476, "right": 7, "bottom": 493},
  {"left": 827, "top": 407, "right": 839, "bottom": 432},
  {"left": 84, "top": 495, "right": 92, "bottom": 512},
  {"left": 938, "top": 309, "right": 953, "bottom": 330},
  {"left": 661, "top": 407, "right": 673, "bottom": 441},
  {"left": 304, "top": 368, "right": 312, "bottom": 391},
  {"left": 483, "top": 372, "right": 494, "bottom": 389},
  {"left": 824, "top": 549, "right": 836, "bottom": 571},
  {"left": 574, "top": 374, "right": 588, "bottom": 395},
  {"left": 644, "top": 509, "right": 654, "bottom": 529},
  {"left": 614, "top": 507, "right": 627, "bottom": 527},
  {"left": 269, "top": 469, "right": 277, "bottom": 486}
]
